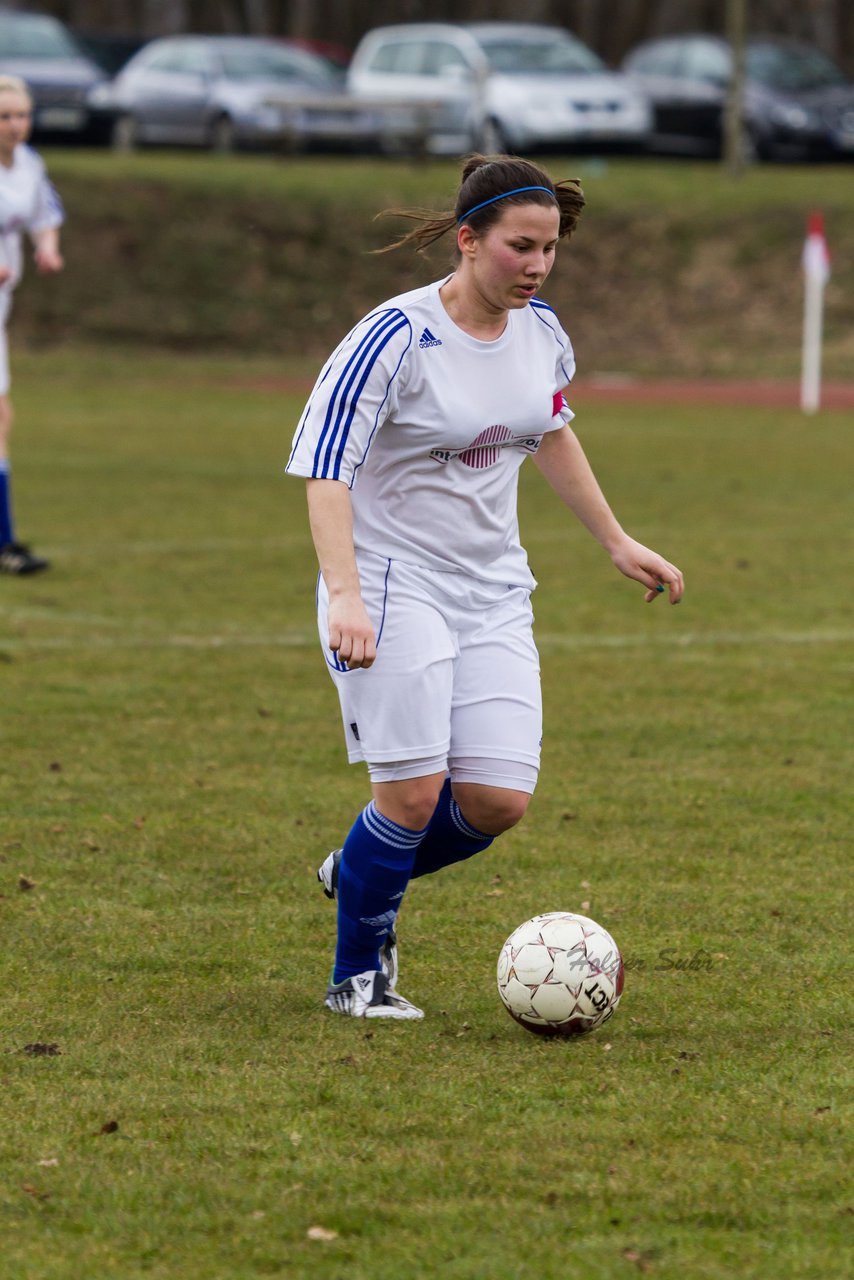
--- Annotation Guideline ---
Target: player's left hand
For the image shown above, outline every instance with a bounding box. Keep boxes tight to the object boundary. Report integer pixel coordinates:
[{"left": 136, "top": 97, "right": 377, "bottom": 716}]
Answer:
[
  {"left": 34, "top": 249, "right": 63, "bottom": 274},
  {"left": 609, "top": 535, "right": 684, "bottom": 604}
]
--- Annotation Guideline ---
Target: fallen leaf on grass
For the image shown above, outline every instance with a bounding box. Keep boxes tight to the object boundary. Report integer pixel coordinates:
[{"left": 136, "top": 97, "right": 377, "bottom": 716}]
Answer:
[
  {"left": 580, "top": 900, "right": 590, "bottom": 911},
  {"left": 22, "top": 1184, "right": 50, "bottom": 1200},
  {"left": 485, "top": 888, "right": 503, "bottom": 897},
  {"left": 622, "top": 1248, "right": 652, "bottom": 1272},
  {"left": 81, "top": 838, "right": 100, "bottom": 851},
  {"left": 289, "top": 1132, "right": 302, "bottom": 1147},
  {"left": 18, "top": 875, "right": 36, "bottom": 892},
  {"left": 97, "top": 1120, "right": 119, "bottom": 1135},
  {"left": 22, "top": 1043, "right": 60, "bottom": 1056},
  {"left": 49, "top": 762, "right": 62, "bottom": 773},
  {"left": 37, "top": 1158, "right": 59, "bottom": 1167},
  {"left": 133, "top": 817, "right": 146, "bottom": 829},
  {"left": 307, "top": 1226, "right": 338, "bottom": 1242},
  {"left": 813, "top": 1106, "right": 831, "bottom": 1116}
]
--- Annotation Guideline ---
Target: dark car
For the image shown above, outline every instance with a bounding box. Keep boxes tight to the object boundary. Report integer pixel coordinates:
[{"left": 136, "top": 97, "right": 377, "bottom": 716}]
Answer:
[
  {"left": 623, "top": 34, "right": 854, "bottom": 160},
  {"left": 0, "top": 6, "right": 106, "bottom": 140},
  {"left": 72, "top": 29, "right": 147, "bottom": 78}
]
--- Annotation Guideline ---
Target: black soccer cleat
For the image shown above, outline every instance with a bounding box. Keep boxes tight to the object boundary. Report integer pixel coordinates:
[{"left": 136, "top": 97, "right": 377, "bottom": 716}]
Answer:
[{"left": 0, "top": 542, "right": 50, "bottom": 575}]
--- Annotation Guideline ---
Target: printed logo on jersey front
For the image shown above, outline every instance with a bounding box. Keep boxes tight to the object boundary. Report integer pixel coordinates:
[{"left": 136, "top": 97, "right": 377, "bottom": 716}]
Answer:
[
  {"left": 418, "top": 327, "right": 442, "bottom": 349},
  {"left": 430, "top": 425, "right": 542, "bottom": 470}
]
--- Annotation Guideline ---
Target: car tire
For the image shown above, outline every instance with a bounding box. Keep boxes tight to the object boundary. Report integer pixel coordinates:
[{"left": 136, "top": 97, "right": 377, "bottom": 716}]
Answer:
[
  {"left": 739, "top": 126, "right": 761, "bottom": 165},
  {"left": 478, "top": 117, "right": 511, "bottom": 154},
  {"left": 111, "top": 114, "right": 138, "bottom": 152},
  {"left": 209, "top": 114, "right": 237, "bottom": 153}
]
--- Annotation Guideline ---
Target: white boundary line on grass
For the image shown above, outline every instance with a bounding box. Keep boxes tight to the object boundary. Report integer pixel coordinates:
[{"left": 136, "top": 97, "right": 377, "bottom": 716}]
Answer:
[{"left": 0, "top": 628, "right": 851, "bottom": 653}]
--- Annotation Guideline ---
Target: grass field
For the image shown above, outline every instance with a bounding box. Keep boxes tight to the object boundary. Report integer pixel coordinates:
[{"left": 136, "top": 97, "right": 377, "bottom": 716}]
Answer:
[{"left": 1, "top": 346, "right": 852, "bottom": 1279}]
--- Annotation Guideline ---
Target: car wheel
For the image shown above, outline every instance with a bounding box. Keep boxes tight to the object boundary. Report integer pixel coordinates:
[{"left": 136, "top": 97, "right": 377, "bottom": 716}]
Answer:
[
  {"left": 478, "top": 117, "right": 510, "bottom": 154},
  {"left": 111, "top": 113, "right": 138, "bottom": 152},
  {"left": 739, "top": 126, "right": 761, "bottom": 165},
  {"left": 209, "top": 114, "right": 237, "bottom": 153}
]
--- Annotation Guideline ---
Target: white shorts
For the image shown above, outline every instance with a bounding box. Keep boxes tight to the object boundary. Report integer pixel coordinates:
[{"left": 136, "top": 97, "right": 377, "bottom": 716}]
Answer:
[
  {"left": 0, "top": 290, "right": 11, "bottom": 395},
  {"left": 317, "top": 551, "right": 542, "bottom": 787}
]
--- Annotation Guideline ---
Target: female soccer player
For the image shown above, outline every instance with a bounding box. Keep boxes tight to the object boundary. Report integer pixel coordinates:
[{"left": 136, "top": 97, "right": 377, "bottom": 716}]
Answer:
[
  {"left": 286, "top": 155, "right": 683, "bottom": 1020},
  {"left": 0, "top": 75, "right": 64, "bottom": 576}
]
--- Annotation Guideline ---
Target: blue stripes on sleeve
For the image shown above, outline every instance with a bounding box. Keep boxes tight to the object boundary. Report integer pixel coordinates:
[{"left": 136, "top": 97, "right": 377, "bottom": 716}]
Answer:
[
  {"left": 309, "top": 308, "right": 410, "bottom": 480},
  {"left": 530, "top": 298, "right": 575, "bottom": 384}
]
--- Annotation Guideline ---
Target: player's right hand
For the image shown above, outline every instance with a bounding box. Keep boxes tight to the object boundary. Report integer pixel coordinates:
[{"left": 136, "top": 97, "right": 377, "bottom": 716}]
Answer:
[{"left": 327, "top": 594, "right": 376, "bottom": 669}]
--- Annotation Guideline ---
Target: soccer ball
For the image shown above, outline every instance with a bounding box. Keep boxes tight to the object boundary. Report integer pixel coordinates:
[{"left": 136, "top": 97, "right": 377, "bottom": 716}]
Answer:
[{"left": 497, "top": 912, "right": 624, "bottom": 1036}]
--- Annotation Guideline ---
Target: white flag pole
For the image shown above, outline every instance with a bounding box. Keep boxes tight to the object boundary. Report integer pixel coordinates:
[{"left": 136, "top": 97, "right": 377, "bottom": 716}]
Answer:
[{"left": 800, "top": 211, "right": 830, "bottom": 415}]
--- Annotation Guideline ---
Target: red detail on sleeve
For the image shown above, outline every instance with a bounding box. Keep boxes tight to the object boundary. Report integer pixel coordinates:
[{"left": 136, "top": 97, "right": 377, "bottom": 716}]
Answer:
[{"left": 552, "top": 391, "right": 565, "bottom": 416}]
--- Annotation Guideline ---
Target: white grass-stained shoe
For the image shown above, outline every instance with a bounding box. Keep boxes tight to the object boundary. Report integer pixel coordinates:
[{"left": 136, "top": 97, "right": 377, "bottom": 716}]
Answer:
[
  {"left": 324, "top": 969, "right": 423, "bottom": 1020},
  {"left": 317, "top": 847, "right": 399, "bottom": 989},
  {"left": 317, "top": 847, "right": 341, "bottom": 900}
]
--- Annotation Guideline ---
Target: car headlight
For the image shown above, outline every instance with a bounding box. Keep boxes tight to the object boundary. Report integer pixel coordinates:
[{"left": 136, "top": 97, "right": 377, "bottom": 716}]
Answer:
[
  {"left": 87, "top": 83, "right": 114, "bottom": 107},
  {"left": 773, "top": 103, "right": 819, "bottom": 131}
]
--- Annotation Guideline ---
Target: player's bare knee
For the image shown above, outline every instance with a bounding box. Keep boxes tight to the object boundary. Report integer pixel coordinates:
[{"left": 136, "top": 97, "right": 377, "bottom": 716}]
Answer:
[
  {"left": 0, "top": 396, "right": 12, "bottom": 449},
  {"left": 454, "top": 785, "right": 531, "bottom": 835},
  {"left": 373, "top": 775, "right": 445, "bottom": 832}
]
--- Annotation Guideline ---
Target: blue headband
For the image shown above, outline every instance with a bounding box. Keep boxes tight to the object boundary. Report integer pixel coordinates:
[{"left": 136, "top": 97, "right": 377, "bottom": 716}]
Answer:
[{"left": 457, "top": 185, "right": 557, "bottom": 224}]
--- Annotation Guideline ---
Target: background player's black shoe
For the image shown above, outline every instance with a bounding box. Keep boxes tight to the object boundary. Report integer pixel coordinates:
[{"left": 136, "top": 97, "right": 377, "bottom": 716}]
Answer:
[{"left": 0, "top": 542, "right": 50, "bottom": 575}]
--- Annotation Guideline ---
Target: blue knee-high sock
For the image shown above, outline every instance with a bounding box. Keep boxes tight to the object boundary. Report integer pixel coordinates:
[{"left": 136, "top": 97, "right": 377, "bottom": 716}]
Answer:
[
  {"left": 0, "top": 460, "right": 13, "bottom": 545},
  {"left": 333, "top": 801, "right": 428, "bottom": 984},
  {"left": 411, "top": 778, "right": 494, "bottom": 879}
]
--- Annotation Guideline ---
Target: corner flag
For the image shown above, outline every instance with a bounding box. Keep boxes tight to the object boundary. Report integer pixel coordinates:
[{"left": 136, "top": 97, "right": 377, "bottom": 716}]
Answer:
[{"left": 800, "top": 211, "right": 830, "bottom": 414}]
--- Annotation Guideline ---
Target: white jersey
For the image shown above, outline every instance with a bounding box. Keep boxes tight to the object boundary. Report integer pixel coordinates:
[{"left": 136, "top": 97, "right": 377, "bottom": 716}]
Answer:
[
  {"left": 0, "top": 144, "right": 64, "bottom": 291},
  {"left": 286, "top": 276, "right": 575, "bottom": 589}
]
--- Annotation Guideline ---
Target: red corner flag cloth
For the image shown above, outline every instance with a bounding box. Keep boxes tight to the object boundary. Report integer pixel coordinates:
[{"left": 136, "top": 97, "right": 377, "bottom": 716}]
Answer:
[{"left": 802, "top": 210, "right": 830, "bottom": 285}]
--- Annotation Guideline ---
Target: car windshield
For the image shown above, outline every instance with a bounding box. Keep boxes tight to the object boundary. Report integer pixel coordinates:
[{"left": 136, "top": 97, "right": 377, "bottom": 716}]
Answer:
[
  {"left": 219, "top": 44, "right": 338, "bottom": 86},
  {"left": 746, "top": 43, "right": 846, "bottom": 91},
  {"left": 478, "top": 36, "right": 604, "bottom": 75},
  {"left": 0, "top": 13, "right": 80, "bottom": 59}
]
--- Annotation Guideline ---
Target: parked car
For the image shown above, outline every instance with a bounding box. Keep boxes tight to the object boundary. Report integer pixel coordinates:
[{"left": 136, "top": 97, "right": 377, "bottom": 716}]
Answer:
[
  {"left": 0, "top": 6, "right": 106, "bottom": 140},
  {"left": 87, "top": 35, "right": 393, "bottom": 152},
  {"left": 71, "top": 29, "right": 147, "bottom": 77},
  {"left": 347, "top": 22, "right": 652, "bottom": 155},
  {"left": 623, "top": 34, "right": 854, "bottom": 160}
]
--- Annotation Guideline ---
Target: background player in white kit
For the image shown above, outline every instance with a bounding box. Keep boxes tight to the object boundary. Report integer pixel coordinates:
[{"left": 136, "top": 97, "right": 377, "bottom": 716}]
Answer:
[
  {"left": 287, "top": 155, "right": 684, "bottom": 1020},
  {"left": 0, "top": 75, "right": 64, "bottom": 576}
]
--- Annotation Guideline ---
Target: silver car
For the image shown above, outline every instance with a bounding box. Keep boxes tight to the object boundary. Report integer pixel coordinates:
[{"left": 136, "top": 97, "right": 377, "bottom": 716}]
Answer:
[
  {"left": 88, "top": 35, "right": 377, "bottom": 152},
  {"left": 348, "top": 22, "right": 652, "bottom": 154}
]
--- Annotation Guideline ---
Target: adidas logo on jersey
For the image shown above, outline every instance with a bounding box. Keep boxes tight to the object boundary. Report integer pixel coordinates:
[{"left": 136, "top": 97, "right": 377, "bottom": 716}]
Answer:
[{"left": 418, "top": 327, "right": 442, "bottom": 349}]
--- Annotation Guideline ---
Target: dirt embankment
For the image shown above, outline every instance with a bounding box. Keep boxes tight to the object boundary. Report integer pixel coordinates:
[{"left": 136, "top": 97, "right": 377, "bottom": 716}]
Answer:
[{"left": 14, "top": 170, "right": 854, "bottom": 380}]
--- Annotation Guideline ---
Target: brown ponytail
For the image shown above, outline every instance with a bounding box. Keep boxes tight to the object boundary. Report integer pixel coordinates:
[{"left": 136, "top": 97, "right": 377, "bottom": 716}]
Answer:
[{"left": 375, "top": 154, "right": 584, "bottom": 254}]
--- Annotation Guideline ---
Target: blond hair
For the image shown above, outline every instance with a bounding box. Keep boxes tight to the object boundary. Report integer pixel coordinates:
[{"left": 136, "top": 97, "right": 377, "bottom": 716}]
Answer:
[{"left": 0, "top": 75, "right": 32, "bottom": 105}]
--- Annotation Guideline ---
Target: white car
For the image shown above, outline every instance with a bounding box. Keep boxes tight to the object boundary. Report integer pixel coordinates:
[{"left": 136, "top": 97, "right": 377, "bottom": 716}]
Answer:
[{"left": 348, "top": 22, "right": 652, "bottom": 155}]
